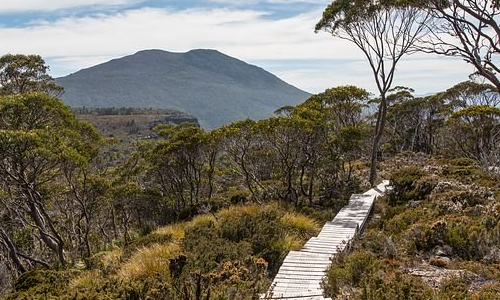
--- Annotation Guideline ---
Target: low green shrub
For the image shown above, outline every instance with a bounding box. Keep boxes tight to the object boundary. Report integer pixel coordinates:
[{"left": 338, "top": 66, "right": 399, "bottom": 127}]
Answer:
[
  {"left": 474, "top": 283, "right": 500, "bottom": 300},
  {"left": 182, "top": 219, "right": 253, "bottom": 273},
  {"left": 13, "top": 270, "right": 72, "bottom": 293},
  {"left": 442, "top": 158, "right": 498, "bottom": 187},
  {"left": 324, "top": 250, "right": 380, "bottom": 295},
  {"left": 438, "top": 277, "right": 470, "bottom": 300},
  {"left": 388, "top": 167, "right": 435, "bottom": 205},
  {"left": 324, "top": 251, "right": 433, "bottom": 300},
  {"left": 449, "top": 157, "right": 476, "bottom": 167}
]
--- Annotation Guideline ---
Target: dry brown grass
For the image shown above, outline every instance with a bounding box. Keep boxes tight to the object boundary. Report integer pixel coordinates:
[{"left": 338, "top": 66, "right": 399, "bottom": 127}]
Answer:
[
  {"left": 153, "top": 223, "right": 185, "bottom": 240},
  {"left": 118, "top": 243, "right": 180, "bottom": 282},
  {"left": 69, "top": 270, "right": 101, "bottom": 290},
  {"left": 280, "top": 212, "right": 320, "bottom": 233}
]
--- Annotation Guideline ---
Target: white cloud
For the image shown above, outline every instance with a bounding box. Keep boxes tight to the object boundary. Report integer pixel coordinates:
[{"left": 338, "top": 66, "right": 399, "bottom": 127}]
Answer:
[
  {"left": 0, "top": 0, "right": 327, "bottom": 14},
  {"left": 0, "top": 0, "right": 143, "bottom": 13},
  {"left": 0, "top": 6, "right": 473, "bottom": 94},
  {"left": 207, "top": 0, "right": 328, "bottom": 4},
  {"left": 267, "top": 56, "right": 472, "bottom": 94}
]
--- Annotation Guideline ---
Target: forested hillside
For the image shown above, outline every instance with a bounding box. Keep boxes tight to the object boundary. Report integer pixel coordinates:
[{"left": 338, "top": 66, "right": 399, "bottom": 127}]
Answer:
[{"left": 56, "top": 49, "right": 310, "bottom": 129}]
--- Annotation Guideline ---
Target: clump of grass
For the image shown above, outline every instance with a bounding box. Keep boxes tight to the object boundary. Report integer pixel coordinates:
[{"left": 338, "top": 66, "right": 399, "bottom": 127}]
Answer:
[
  {"left": 190, "top": 214, "right": 217, "bottom": 227},
  {"left": 217, "top": 203, "right": 261, "bottom": 220},
  {"left": 100, "top": 248, "right": 122, "bottom": 268},
  {"left": 280, "top": 212, "right": 320, "bottom": 233},
  {"left": 153, "top": 223, "right": 185, "bottom": 240},
  {"left": 87, "top": 249, "right": 123, "bottom": 273},
  {"left": 118, "top": 243, "right": 180, "bottom": 282},
  {"left": 277, "top": 234, "right": 303, "bottom": 251},
  {"left": 69, "top": 270, "right": 100, "bottom": 290},
  {"left": 429, "top": 256, "right": 449, "bottom": 268}
]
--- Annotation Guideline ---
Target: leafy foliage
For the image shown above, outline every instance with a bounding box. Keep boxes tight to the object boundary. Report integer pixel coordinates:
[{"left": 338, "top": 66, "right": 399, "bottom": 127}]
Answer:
[{"left": 0, "top": 54, "right": 63, "bottom": 96}]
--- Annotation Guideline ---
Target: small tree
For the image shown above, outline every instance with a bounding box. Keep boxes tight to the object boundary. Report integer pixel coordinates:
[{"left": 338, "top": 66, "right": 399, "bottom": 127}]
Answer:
[
  {"left": 293, "top": 86, "right": 370, "bottom": 200},
  {"left": 0, "top": 92, "right": 99, "bottom": 269},
  {"left": 316, "top": 0, "right": 429, "bottom": 185},
  {"left": 148, "top": 123, "right": 213, "bottom": 215},
  {"left": 385, "top": 91, "right": 447, "bottom": 154}
]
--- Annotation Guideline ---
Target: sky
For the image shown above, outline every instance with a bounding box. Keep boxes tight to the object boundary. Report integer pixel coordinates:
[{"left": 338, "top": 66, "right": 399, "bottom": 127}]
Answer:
[{"left": 0, "top": 0, "right": 475, "bottom": 95}]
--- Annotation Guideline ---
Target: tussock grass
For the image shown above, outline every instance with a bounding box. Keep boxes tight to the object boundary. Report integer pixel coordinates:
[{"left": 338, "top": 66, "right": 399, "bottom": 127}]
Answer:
[
  {"left": 153, "top": 223, "right": 185, "bottom": 240},
  {"left": 118, "top": 243, "right": 180, "bottom": 282},
  {"left": 280, "top": 212, "right": 320, "bottom": 233},
  {"left": 69, "top": 270, "right": 100, "bottom": 290},
  {"left": 218, "top": 203, "right": 261, "bottom": 219},
  {"left": 100, "top": 249, "right": 123, "bottom": 269},
  {"left": 190, "top": 214, "right": 216, "bottom": 227},
  {"left": 278, "top": 234, "right": 303, "bottom": 251}
]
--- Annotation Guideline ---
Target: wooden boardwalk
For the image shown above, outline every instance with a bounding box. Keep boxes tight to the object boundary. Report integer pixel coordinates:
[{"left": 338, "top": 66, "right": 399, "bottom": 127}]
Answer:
[{"left": 265, "top": 181, "right": 390, "bottom": 300}]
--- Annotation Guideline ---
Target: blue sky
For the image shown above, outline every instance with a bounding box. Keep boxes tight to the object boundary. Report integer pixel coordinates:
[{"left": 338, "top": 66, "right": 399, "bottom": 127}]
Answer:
[{"left": 0, "top": 0, "right": 473, "bottom": 94}]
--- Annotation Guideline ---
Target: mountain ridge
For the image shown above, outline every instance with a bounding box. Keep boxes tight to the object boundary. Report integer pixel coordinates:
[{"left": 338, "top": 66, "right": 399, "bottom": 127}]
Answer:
[{"left": 56, "top": 49, "right": 310, "bottom": 129}]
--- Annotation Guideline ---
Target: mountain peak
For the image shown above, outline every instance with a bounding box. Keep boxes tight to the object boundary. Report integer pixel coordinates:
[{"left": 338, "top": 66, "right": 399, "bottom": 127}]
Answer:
[{"left": 56, "top": 49, "right": 310, "bottom": 129}]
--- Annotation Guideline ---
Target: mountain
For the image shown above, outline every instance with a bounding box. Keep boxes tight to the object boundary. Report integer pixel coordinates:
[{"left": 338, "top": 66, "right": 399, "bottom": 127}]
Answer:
[{"left": 56, "top": 49, "right": 311, "bottom": 129}]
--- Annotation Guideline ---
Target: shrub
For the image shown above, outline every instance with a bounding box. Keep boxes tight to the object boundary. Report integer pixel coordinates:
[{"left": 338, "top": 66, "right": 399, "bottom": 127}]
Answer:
[
  {"left": 227, "top": 189, "right": 251, "bottom": 204},
  {"left": 324, "top": 250, "right": 379, "bottom": 296},
  {"left": 218, "top": 204, "right": 287, "bottom": 274},
  {"left": 182, "top": 218, "right": 253, "bottom": 272},
  {"left": 443, "top": 158, "right": 498, "bottom": 187},
  {"left": 438, "top": 277, "right": 469, "bottom": 300},
  {"left": 474, "top": 283, "right": 500, "bottom": 300},
  {"left": 13, "top": 270, "right": 73, "bottom": 293},
  {"left": 449, "top": 158, "right": 476, "bottom": 167},
  {"left": 388, "top": 167, "right": 435, "bottom": 205},
  {"left": 362, "top": 272, "right": 433, "bottom": 300},
  {"left": 383, "top": 207, "right": 424, "bottom": 236},
  {"left": 325, "top": 251, "right": 434, "bottom": 300},
  {"left": 6, "top": 271, "right": 146, "bottom": 300},
  {"left": 429, "top": 256, "right": 450, "bottom": 268},
  {"left": 357, "top": 231, "right": 397, "bottom": 259}
]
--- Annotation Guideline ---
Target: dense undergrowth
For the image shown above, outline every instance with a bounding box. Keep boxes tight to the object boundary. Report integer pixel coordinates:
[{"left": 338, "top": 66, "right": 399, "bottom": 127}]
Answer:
[
  {"left": 2, "top": 203, "right": 320, "bottom": 300},
  {"left": 324, "top": 154, "right": 500, "bottom": 299}
]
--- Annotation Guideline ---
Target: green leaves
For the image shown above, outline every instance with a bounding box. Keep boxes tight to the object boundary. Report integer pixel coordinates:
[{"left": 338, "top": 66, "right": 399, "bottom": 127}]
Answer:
[
  {"left": 450, "top": 105, "right": 500, "bottom": 119},
  {"left": 316, "top": 0, "right": 408, "bottom": 33},
  {"left": 0, "top": 54, "right": 63, "bottom": 96},
  {"left": 0, "top": 92, "right": 100, "bottom": 168},
  {"left": 0, "top": 92, "right": 73, "bottom": 129}
]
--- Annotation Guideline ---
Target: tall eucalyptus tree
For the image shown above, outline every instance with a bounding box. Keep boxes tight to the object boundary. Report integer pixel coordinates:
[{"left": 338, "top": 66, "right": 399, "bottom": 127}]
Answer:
[{"left": 316, "top": 0, "right": 429, "bottom": 185}]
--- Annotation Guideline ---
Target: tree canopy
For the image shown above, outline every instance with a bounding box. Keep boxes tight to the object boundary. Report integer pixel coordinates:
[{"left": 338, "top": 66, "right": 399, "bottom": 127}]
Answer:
[{"left": 0, "top": 54, "right": 63, "bottom": 96}]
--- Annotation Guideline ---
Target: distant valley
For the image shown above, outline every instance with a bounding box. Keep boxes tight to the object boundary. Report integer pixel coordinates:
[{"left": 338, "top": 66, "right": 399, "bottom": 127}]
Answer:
[
  {"left": 73, "top": 107, "right": 198, "bottom": 146},
  {"left": 57, "top": 49, "right": 310, "bottom": 129}
]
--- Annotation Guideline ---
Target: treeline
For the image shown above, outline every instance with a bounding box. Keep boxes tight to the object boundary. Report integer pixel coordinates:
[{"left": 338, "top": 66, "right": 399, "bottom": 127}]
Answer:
[
  {"left": 1, "top": 81, "right": 500, "bottom": 285},
  {"left": 72, "top": 106, "right": 194, "bottom": 117},
  {"left": 383, "top": 83, "right": 500, "bottom": 168}
]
